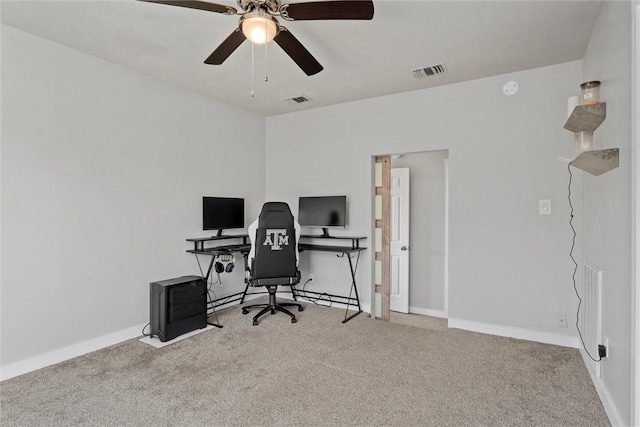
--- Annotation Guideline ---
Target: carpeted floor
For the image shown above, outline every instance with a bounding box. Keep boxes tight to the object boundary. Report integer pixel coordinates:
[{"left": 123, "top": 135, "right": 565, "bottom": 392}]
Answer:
[
  {"left": 390, "top": 311, "right": 448, "bottom": 331},
  {"left": 1, "top": 301, "right": 609, "bottom": 426}
]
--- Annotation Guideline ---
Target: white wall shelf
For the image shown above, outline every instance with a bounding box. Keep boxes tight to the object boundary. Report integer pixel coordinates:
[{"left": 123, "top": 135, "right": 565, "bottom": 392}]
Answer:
[
  {"left": 564, "top": 102, "right": 619, "bottom": 176},
  {"left": 564, "top": 103, "right": 607, "bottom": 133}
]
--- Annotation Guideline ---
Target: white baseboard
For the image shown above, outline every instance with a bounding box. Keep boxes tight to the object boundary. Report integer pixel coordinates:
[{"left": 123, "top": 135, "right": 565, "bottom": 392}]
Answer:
[
  {"left": 0, "top": 295, "right": 255, "bottom": 381},
  {"left": 447, "top": 318, "right": 579, "bottom": 348},
  {"left": 0, "top": 324, "right": 146, "bottom": 381},
  {"left": 579, "top": 350, "right": 625, "bottom": 426},
  {"left": 0, "top": 292, "right": 256, "bottom": 381},
  {"left": 0, "top": 292, "right": 372, "bottom": 381},
  {"left": 409, "top": 307, "right": 447, "bottom": 318}
]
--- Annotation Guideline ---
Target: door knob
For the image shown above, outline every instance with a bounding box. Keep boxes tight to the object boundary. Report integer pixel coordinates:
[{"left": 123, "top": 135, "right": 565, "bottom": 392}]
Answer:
[{"left": 401, "top": 246, "right": 408, "bottom": 251}]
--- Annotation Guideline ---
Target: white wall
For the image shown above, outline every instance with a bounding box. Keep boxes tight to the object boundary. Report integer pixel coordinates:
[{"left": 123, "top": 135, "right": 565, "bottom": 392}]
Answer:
[
  {"left": 581, "top": 1, "right": 634, "bottom": 425},
  {"left": 266, "top": 60, "right": 583, "bottom": 346},
  {"left": 391, "top": 151, "right": 448, "bottom": 315},
  {"left": 1, "top": 26, "right": 266, "bottom": 370}
]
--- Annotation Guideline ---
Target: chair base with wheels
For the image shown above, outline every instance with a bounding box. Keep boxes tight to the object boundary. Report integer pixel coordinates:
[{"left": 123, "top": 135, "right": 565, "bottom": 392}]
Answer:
[{"left": 242, "top": 285, "right": 304, "bottom": 325}]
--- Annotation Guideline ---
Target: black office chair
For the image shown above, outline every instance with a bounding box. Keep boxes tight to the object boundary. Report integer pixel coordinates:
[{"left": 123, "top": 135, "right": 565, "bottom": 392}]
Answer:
[{"left": 242, "top": 202, "right": 304, "bottom": 325}]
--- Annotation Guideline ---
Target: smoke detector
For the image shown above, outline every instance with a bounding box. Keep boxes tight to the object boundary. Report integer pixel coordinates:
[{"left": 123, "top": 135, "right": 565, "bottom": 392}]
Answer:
[{"left": 503, "top": 81, "right": 519, "bottom": 96}]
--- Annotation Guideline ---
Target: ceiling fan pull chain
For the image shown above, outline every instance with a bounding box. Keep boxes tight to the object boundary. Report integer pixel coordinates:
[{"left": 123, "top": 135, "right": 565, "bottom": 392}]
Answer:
[
  {"left": 264, "top": 18, "right": 269, "bottom": 83},
  {"left": 251, "top": 42, "right": 255, "bottom": 98},
  {"left": 264, "top": 40, "right": 269, "bottom": 83}
]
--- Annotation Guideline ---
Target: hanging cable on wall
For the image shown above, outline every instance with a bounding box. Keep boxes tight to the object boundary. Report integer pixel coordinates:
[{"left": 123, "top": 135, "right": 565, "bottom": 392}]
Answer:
[{"left": 567, "top": 162, "right": 602, "bottom": 363}]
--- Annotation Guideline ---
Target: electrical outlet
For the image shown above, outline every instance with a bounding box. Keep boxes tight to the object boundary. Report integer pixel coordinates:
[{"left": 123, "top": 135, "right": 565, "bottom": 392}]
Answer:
[
  {"left": 557, "top": 313, "right": 567, "bottom": 328},
  {"left": 604, "top": 337, "right": 610, "bottom": 358},
  {"left": 309, "top": 273, "right": 314, "bottom": 283}
]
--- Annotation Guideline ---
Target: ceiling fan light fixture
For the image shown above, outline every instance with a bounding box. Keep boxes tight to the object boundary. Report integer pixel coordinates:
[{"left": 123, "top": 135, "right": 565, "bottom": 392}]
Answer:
[{"left": 240, "top": 12, "right": 279, "bottom": 44}]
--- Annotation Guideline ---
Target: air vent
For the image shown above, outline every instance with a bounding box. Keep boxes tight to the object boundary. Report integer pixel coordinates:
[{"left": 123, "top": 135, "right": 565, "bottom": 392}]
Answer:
[
  {"left": 411, "top": 63, "right": 447, "bottom": 79},
  {"left": 285, "top": 95, "right": 312, "bottom": 104}
]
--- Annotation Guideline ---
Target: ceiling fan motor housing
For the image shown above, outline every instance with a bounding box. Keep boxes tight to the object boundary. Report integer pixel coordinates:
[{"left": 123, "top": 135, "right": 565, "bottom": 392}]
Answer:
[{"left": 237, "top": 0, "right": 281, "bottom": 14}]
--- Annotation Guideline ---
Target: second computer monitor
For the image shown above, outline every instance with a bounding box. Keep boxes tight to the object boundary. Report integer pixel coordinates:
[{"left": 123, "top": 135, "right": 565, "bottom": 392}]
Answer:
[{"left": 298, "top": 195, "right": 346, "bottom": 237}]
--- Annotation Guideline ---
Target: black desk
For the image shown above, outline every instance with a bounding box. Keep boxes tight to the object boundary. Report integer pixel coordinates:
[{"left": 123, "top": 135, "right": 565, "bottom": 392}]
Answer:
[
  {"left": 186, "top": 233, "right": 367, "bottom": 324},
  {"left": 187, "top": 234, "right": 250, "bottom": 253},
  {"left": 186, "top": 234, "right": 250, "bottom": 283},
  {"left": 298, "top": 235, "right": 367, "bottom": 323}
]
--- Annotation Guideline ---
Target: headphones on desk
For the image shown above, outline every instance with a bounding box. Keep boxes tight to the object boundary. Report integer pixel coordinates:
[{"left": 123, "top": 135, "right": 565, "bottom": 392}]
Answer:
[{"left": 214, "top": 254, "right": 235, "bottom": 274}]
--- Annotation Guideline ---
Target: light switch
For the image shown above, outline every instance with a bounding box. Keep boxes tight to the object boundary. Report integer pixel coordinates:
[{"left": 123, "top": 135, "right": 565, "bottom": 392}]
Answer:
[{"left": 539, "top": 199, "right": 551, "bottom": 215}]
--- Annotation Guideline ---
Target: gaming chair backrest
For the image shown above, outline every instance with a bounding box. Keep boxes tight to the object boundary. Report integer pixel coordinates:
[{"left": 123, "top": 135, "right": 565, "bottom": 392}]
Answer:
[{"left": 251, "top": 202, "right": 298, "bottom": 280}]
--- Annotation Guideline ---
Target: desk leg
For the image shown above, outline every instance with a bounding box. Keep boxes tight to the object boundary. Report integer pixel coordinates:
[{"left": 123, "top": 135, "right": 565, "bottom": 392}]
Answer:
[
  {"left": 240, "top": 252, "right": 250, "bottom": 304},
  {"left": 342, "top": 252, "right": 363, "bottom": 323},
  {"left": 206, "top": 285, "right": 224, "bottom": 328},
  {"left": 204, "top": 255, "right": 216, "bottom": 283},
  {"left": 207, "top": 320, "right": 224, "bottom": 328}
]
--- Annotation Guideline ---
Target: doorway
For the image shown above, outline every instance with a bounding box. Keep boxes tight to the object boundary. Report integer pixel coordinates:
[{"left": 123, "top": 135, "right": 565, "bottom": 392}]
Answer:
[{"left": 372, "top": 150, "right": 449, "bottom": 324}]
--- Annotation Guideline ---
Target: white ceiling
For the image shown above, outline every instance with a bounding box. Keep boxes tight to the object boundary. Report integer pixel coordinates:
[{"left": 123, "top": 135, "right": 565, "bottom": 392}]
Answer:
[{"left": 2, "top": 0, "right": 603, "bottom": 117}]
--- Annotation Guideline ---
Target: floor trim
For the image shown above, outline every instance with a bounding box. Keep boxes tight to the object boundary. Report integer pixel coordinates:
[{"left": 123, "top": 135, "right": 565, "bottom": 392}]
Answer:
[
  {"left": 409, "top": 307, "right": 447, "bottom": 318},
  {"left": 579, "top": 350, "right": 624, "bottom": 426},
  {"left": 448, "top": 318, "right": 579, "bottom": 348},
  {"left": 1, "top": 324, "right": 145, "bottom": 381}
]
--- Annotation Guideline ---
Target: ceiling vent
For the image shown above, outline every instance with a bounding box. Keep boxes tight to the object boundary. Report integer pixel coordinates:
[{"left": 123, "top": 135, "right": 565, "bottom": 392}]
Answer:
[
  {"left": 411, "top": 63, "right": 447, "bottom": 79},
  {"left": 285, "top": 95, "right": 312, "bottom": 104}
]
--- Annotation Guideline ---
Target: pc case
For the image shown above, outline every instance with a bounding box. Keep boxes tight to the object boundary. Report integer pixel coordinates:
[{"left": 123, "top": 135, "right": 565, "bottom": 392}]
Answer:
[{"left": 150, "top": 275, "right": 207, "bottom": 342}]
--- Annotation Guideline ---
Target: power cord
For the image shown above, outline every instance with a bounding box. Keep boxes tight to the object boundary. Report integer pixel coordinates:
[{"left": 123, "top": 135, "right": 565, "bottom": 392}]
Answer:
[
  {"left": 194, "top": 254, "right": 227, "bottom": 324},
  {"left": 195, "top": 254, "right": 221, "bottom": 287},
  {"left": 141, "top": 323, "right": 151, "bottom": 337},
  {"left": 296, "top": 278, "right": 333, "bottom": 307},
  {"left": 568, "top": 163, "right": 602, "bottom": 362},
  {"left": 207, "top": 286, "right": 222, "bottom": 326}
]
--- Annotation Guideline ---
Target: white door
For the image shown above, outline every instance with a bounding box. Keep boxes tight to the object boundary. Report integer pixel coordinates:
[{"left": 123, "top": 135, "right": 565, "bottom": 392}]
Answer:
[{"left": 390, "top": 168, "right": 410, "bottom": 313}]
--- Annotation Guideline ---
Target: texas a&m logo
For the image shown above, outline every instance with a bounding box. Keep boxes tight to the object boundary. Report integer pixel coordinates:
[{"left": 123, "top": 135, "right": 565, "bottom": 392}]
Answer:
[{"left": 263, "top": 229, "right": 289, "bottom": 250}]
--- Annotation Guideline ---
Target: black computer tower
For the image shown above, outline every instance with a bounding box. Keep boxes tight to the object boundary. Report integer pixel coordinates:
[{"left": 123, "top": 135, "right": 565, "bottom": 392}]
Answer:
[{"left": 150, "top": 275, "right": 207, "bottom": 342}]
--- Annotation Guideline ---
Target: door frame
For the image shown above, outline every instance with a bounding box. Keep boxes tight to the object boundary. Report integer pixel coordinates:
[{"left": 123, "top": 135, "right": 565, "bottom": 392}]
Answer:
[
  {"left": 372, "top": 151, "right": 450, "bottom": 321},
  {"left": 372, "top": 156, "right": 391, "bottom": 320}
]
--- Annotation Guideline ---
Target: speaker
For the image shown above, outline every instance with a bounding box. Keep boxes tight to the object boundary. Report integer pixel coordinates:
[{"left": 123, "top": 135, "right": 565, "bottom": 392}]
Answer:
[
  {"left": 214, "top": 254, "right": 235, "bottom": 274},
  {"left": 150, "top": 275, "right": 207, "bottom": 342}
]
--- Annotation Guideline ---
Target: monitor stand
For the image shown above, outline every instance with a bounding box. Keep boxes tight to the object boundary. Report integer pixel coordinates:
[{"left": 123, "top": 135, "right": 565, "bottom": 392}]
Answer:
[
  {"left": 215, "top": 229, "right": 224, "bottom": 237},
  {"left": 321, "top": 228, "right": 331, "bottom": 238}
]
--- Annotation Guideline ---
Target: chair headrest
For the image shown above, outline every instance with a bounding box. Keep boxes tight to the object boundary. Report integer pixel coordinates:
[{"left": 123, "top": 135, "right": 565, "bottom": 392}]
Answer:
[{"left": 258, "top": 202, "right": 293, "bottom": 228}]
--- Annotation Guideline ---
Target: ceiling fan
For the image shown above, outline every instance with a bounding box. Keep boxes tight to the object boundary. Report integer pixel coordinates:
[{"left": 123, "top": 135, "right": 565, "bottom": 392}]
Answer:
[{"left": 138, "top": 0, "right": 375, "bottom": 76}]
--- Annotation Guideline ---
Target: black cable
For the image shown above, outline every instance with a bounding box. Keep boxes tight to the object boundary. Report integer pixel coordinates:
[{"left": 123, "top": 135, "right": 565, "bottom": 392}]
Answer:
[
  {"left": 194, "top": 254, "right": 226, "bottom": 324},
  {"left": 141, "top": 323, "right": 151, "bottom": 337},
  {"left": 195, "top": 254, "right": 220, "bottom": 287},
  {"left": 296, "top": 278, "right": 333, "bottom": 307},
  {"left": 207, "top": 286, "right": 222, "bottom": 325},
  {"left": 568, "top": 163, "right": 601, "bottom": 362}
]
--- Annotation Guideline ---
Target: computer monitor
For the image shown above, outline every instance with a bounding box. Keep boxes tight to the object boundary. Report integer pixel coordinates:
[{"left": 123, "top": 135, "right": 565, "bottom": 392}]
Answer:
[
  {"left": 203, "top": 197, "right": 244, "bottom": 236},
  {"left": 298, "top": 195, "right": 347, "bottom": 237}
]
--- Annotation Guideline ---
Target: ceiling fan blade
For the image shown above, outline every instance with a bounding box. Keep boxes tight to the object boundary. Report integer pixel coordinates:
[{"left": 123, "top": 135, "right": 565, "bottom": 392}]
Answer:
[
  {"left": 204, "top": 28, "right": 246, "bottom": 65},
  {"left": 281, "top": 0, "right": 374, "bottom": 21},
  {"left": 274, "top": 27, "right": 323, "bottom": 76},
  {"left": 137, "top": 0, "right": 237, "bottom": 15}
]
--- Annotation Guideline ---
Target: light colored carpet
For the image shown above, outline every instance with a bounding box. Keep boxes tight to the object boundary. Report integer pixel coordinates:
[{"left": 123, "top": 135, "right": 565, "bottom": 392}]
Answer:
[
  {"left": 1, "top": 301, "right": 609, "bottom": 426},
  {"left": 390, "top": 311, "right": 448, "bottom": 331}
]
